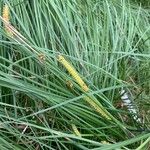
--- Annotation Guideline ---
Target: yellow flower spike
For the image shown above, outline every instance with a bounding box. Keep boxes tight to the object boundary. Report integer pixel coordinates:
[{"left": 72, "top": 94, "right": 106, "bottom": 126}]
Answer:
[
  {"left": 57, "top": 55, "right": 89, "bottom": 92},
  {"left": 57, "top": 55, "right": 111, "bottom": 120},
  {"left": 3, "top": 4, "right": 9, "bottom": 22},
  {"left": 2, "top": 4, "right": 13, "bottom": 37},
  {"left": 85, "top": 97, "right": 111, "bottom": 120},
  {"left": 71, "top": 124, "right": 81, "bottom": 137}
]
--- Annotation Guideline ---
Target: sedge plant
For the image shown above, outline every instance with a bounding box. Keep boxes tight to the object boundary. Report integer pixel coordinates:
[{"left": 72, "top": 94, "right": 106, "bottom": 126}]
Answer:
[{"left": 0, "top": 0, "right": 150, "bottom": 149}]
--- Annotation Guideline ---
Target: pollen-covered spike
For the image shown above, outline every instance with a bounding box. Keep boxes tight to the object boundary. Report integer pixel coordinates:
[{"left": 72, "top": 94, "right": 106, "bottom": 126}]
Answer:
[
  {"left": 85, "top": 96, "right": 111, "bottom": 120},
  {"left": 57, "top": 55, "right": 89, "bottom": 92},
  {"left": 2, "top": 4, "right": 13, "bottom": 37},
  {"left": 3, "top": 4, "right": 9, "bottom": 22}
]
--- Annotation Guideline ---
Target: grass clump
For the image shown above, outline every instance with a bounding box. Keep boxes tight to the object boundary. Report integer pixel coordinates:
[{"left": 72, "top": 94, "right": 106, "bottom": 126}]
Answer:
[{"left": 0, "top": 0, "right": 150, "bottom": 149}]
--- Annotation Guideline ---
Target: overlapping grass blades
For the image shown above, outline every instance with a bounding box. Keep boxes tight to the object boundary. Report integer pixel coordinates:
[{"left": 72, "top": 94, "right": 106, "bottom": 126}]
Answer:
[{"left": 0, "top": 0, "right": 150, "bottom": 149}]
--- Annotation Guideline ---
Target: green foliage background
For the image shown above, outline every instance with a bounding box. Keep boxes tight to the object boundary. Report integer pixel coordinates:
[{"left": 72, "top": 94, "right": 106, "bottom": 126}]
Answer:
[{"left": 0, "top": 0, "right": 150, "bottom": 149}]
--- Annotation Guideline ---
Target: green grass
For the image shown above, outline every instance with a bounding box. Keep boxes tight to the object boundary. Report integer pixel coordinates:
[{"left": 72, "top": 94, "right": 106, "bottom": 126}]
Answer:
[
  {"left": 0, "top": 0, "right": 150, "bottom": 149},
  {"left": 132, "top": 0, "right": 150, "bottom": 7}
]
